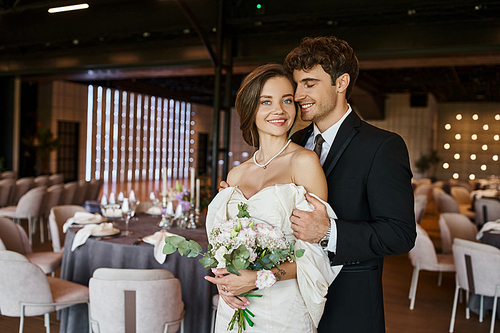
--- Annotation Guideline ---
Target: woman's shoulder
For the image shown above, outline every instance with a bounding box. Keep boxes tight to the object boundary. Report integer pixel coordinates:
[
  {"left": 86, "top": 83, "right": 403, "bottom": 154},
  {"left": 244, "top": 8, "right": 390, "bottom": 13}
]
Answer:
[
  {"left": 227, "top": 159, "right": 253, "bottom": 185},
  {"left": 289, "top": 143, "right": 321, "bottom": 167}
]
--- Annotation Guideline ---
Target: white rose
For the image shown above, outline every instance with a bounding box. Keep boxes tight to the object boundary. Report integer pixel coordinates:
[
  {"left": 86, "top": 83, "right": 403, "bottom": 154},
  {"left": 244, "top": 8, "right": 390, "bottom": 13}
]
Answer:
[
  {"left": 214, "top": 246, "right": 228, "bottom": 268},
  {"left": 255, "top": 270, "right": 276, "bottom": 289}
]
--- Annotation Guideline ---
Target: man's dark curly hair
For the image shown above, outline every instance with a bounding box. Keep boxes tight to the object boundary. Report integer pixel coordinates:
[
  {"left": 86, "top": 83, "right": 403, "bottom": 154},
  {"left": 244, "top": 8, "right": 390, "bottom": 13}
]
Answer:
[{"left": 284, "top": 36, "right": 359, "bottom": 99}]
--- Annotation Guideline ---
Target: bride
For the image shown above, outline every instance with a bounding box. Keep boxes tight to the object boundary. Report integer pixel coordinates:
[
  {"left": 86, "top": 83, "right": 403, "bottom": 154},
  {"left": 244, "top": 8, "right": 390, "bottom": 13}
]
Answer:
[{"left": 204, "top": 64, "right": 341, "bottom": 332}]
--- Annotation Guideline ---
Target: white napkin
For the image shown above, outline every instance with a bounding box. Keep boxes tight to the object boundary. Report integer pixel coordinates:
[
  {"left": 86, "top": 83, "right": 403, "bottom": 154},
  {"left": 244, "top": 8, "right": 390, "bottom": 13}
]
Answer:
[
  {"left": 63, "top": 212, "right": 104, "bottom": 233},
  {"left": 472, "top": 189, "right": 499, "bottom": 199},
  {"left": 146, "top": 206, "right": 162, "bottom": 215},
  {"left": 70, "top": 223, "right": 114, "bottom": 251},
  {"left": 143, "top": 230, "right": 176, "bottom": 264},
  {"left": 174, "top": 204, "right": 184, "bottom": 219},
  {"left": 476, "top": 219, "right": 500, "bottom": 239}
]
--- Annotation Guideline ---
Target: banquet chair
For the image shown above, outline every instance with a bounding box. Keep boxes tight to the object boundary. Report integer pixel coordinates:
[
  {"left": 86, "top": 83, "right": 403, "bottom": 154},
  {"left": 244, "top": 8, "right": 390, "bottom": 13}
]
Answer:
[
  {"left": 89, "top": 268, "right": 185, "bottom": 333},
  {"left": 73, "top": 179, "right": 89, "bottom": 205},
  {"left": 435, "top": 191, "right": 460, "bottom": 214},
  {"left": 9, "top": 176, "right": 35, "bottom": 206},
  {"left": 0, "top": 237, "right": 6, "bottom": 250},
  {"left": 60, "top": 181, "right": 78, "bottom": 205},
  {"left": 1, "top": 170, "right": 17, "bottom": 179},
  {"left": 408, "top": 224, "right": 456, "bottom": 310},
  {"left": 414, "top": 194, "right": 428, "bottom": 224},
  {"left": 211, "top": 294, "right": 219, "bottom": 333},
  {"left": 34, "top": 175, "right": 50, "bottom": 187},
  {"left": 48, "top": 205, "right": 88, "bottom": 252},
  {"left": 0, "top": 216, "right": 62, "bottom": 275},
  {"left": 449, "top": 239, "right": 500, "bottom": 333},
  {"left": 48, "top": 173, "right": 64, "bottom": 186},
  {"left": 0, "top": 250, "right": 89, "bottom": 333},
  {"left": 439, "top": 213, "right": 478, "bottom": 254},
  {"left": 0, "top": 178, "right": 15, "bottom": 207},
  {"left": 474, "top": 197, "right": 500, "bottom": 229},
  {"left": 0, "top": 186, "right": 47, "bottom": 245},
  {"left": 87, "top": 178, "right": 103, "bottom": 201},
  {"left": 450, "top": 186, "right": 476, "bottom": 220},
  {"left": 39, "top": 184, "right": 64, "bottom": 243}
]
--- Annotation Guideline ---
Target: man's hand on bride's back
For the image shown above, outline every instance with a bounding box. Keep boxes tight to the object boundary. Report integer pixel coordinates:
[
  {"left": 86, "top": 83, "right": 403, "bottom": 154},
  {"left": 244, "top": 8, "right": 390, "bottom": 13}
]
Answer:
[
  {"left": 290, "top": 193, "right": 330, "bottom": 243},
  {"left": 219, "top": 180, "right": 229, "bottom": 192}
]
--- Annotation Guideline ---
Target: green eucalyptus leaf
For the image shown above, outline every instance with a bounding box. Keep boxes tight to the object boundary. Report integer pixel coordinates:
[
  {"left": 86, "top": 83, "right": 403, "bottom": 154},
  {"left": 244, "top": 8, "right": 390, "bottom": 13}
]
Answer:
[
  {"left": 188, "top": 240, "right": 202, "bottom": 255},
  {"left": 177, "top": 240, "right": 190, "bottom": 255},
  {"left": 163, "top": 242, "right": 177, "bottom": 255},
  {"left": 233, "top": 257, "right": 249, "bottom": 270},
  {"left": 166, "top": 235, "right": 186, "bottom": 246},
  {"left": 295, "top": 249, "right": 305, "bottom": 258},
  {"left": 199, "top": 256, "right": 216, "bottom": 268}
]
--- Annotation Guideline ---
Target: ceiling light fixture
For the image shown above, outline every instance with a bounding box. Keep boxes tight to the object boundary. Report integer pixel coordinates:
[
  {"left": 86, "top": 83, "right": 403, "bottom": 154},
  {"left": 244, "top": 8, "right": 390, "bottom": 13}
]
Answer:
[{"left": 48, "top": 3, "right": 89, "bottom": 13}]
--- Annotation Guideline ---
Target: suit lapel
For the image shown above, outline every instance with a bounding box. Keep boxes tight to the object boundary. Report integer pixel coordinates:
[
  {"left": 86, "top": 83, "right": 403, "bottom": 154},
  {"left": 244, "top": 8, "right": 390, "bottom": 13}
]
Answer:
[{"left": 322, "top": 111, "right": 361, "bottom": 178}]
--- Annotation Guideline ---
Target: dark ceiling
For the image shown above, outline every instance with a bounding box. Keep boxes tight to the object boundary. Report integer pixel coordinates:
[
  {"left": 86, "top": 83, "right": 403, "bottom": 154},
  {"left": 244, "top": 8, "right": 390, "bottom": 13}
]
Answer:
[{"left": 1, "top": 0, "right": 500, "bottom": 118}]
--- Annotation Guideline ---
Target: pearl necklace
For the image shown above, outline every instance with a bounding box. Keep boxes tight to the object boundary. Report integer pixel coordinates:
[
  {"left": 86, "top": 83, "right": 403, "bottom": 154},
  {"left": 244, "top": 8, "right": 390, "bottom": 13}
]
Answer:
[{"left": 253, "top": 139, "right": 292, "bottom": 169}]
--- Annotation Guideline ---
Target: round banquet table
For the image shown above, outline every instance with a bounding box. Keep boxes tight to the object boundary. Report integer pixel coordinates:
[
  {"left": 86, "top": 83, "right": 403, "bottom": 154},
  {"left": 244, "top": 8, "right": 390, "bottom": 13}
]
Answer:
[{"left": 59, "top": 213, "right": 214, "bottom": 333}]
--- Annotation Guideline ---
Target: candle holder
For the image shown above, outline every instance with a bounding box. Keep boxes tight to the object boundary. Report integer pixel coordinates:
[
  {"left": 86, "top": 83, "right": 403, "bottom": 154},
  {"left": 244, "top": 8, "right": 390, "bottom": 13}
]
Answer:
[
  {"left": 187, "top": 201, "right": 197, "bottom": 229},
  {"left": 158, "top": 195, "right": 172, "bottom": 230}
]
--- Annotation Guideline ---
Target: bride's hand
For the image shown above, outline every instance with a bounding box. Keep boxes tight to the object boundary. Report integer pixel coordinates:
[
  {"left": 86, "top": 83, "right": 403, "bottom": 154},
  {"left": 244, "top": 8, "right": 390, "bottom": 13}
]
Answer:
[
  {"left": 205, "top": 268, "right": 257, "bottom": 296},
  {"left": 216, "top": 284, "right": 249, "bottom": 310}
]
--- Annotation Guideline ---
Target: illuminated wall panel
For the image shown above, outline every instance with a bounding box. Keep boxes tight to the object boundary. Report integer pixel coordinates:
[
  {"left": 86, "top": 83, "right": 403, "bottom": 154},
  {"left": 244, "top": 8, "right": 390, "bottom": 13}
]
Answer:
[{"left": 86, "top": 85, "right": 193, "bottom": 186}]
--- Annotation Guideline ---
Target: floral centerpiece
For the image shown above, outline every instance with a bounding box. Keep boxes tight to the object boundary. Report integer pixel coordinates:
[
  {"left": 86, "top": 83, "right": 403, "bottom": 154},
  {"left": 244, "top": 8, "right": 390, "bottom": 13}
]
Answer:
[
  {"left": 164, "top": 203, "right": 304, "bottom": 332},
  {"left": 173, "top": 181, "right": 191, "bottom": 211}
]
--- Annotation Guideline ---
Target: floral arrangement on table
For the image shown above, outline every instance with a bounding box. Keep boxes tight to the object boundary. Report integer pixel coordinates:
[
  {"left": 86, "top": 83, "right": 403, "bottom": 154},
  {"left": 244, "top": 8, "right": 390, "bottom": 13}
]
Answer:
[
  {"left": 163, "top": 203, "right": 304, "bottom": 332},
  {"left": 173, "top": 181, "right": 191, "bottom": 211}
]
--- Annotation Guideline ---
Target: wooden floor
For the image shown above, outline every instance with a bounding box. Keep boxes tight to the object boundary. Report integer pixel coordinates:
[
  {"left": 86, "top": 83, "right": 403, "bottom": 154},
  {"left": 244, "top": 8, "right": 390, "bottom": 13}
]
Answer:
[{"left": 1, "top": 201, "right": 498, "bottom": 333}]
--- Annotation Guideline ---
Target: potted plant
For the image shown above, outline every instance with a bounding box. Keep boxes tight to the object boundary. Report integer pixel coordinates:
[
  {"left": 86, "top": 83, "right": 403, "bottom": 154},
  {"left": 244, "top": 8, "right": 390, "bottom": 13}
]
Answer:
[{"left": 22, "top": 128, "right": 60, "bottom": 175}]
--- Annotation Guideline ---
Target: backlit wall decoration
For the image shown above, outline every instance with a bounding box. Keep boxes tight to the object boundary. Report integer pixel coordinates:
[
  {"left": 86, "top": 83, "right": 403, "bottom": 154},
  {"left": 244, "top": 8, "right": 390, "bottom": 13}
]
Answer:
[
  {"left": 436, "top": 103, "right": 500, "bottom": 181},
  {"left": 86, "top": 85, "right": 193, "bottom": 187}
]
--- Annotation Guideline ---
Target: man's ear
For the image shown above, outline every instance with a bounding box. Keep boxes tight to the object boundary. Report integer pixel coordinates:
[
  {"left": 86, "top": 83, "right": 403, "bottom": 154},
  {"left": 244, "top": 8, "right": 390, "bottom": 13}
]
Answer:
[{"left": 335, "top": 73, "right": 350, "bottom": 94}]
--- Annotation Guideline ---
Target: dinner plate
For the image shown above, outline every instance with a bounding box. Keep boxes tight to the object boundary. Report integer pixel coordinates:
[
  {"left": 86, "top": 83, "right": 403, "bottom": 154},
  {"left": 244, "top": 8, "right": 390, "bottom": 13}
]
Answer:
[
  {"left": 145, "top": 211, "right": 162, "bottom": 216},
  {"left": 91, "top": 227, "right": 121, "bottom": 237}
]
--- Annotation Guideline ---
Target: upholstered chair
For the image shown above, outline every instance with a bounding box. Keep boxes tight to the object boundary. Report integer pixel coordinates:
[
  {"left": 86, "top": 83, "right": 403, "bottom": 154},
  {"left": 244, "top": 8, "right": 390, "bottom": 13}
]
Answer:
[
  {"left": 48, "top": 205, "right": 88, "bottom": 252},
  {"left": 89, "top": 268, "right": 185, "bottom": 333},
  {"left": 60, "top": 181, "right": 78, "bottom": 205},
  {"left": 408, "top": 224, "right": 455, "bottom": 310},
  {"left": 439, "top": 213, "right": 478, "bottom": 254},
  {"left": 0, "top": 178, "right": 15, "bottom": 207},
  {"left": 0, "top": 250, "right": 89, "bottom": 333}
]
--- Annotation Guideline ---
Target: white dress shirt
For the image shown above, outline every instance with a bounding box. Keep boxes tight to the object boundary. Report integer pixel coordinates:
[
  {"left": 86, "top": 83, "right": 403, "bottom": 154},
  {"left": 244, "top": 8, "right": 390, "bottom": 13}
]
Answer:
[{"left": 304, "top": 106, "right": 352, "bottom": 253}]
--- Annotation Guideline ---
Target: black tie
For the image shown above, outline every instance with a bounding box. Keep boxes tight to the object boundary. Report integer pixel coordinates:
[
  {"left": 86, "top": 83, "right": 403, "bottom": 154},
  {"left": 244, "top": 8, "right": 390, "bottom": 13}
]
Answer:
[{"left": 314, "top": 134, "right": 325, "bottom": 158}]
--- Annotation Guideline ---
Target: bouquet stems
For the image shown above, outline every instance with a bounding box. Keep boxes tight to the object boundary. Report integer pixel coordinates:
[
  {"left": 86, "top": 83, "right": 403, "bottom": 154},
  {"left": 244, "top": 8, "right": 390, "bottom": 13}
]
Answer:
[{"left": 227, "top": 293, "right": 262, "bottom": 332}]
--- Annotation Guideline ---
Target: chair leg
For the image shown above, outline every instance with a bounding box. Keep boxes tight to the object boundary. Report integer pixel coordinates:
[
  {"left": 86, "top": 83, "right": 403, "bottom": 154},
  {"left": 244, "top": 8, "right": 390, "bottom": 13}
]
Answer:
[
  {"left": 438, "top": 271, "right": 443, "bottom": 286},
  {"left": 479, "top": 295, "right": 483, "bottom": 322},
  {"left": 19, "top": 305, "right": 25, "bottom": 333},
  {"left": 409, "top": 265, "right": 420, "bottom": 310},
  {"left": 211, "top": 306, "right": 217, "bottom": 333},
  {"left": 44, "top": 313, "right": 50, "bottom": 333},
  {"left": 27, "top": 215, "right": 33, "bottom": 246},
  {"left": 449, "top": 281, "right": 460, "bottom": 332},
  {"left": 464, "top": 290, "right": 469, "bottom": 319},
  {"left": 40, "top": 216, "right": 45, "bottom": 244},
  {"left": 490, "top": 286, "right": 499, "bottom": 333}
]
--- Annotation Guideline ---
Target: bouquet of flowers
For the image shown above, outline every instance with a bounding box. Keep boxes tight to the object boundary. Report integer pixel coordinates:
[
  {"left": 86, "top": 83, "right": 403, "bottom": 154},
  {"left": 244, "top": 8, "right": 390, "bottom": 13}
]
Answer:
[
  {"left": 163, "top": 203, "right": 304, "bottom": 332},
  {"left": 174, "top": 181, "right": 191, "bottom": 211}
]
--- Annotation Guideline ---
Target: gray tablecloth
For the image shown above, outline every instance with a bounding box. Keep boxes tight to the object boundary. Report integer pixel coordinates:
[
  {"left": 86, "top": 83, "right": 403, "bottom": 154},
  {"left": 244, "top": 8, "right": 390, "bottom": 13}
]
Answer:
[{"left": 59, "top": 213, "right": 213, "bottom": 333}]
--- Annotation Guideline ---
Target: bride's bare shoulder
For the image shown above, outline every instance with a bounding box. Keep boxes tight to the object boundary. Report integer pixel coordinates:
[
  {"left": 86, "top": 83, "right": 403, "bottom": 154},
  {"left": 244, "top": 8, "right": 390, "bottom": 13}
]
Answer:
[
  {"left": 289, "top": 143, "right": 321, "bottom": 167},
  {"left": 227, "top": 159, "right": 253, "bottom": 185}
]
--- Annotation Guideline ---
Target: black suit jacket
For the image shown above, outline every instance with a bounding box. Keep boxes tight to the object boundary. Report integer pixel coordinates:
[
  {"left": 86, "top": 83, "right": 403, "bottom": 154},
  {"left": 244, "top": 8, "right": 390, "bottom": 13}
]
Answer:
[{"left": 292, "top": 111, "right": 416, "bottom": 333}]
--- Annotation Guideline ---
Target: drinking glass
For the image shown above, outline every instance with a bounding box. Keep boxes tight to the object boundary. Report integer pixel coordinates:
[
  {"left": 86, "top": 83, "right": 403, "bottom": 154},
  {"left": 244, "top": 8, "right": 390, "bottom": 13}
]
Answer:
[{"left": 121, "top": 198, "right": 134, "bottom": 236}]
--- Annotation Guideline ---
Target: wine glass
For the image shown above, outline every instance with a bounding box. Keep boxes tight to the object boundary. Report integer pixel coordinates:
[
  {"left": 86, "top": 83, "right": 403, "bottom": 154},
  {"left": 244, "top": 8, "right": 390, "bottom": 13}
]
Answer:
[{"left": 121, "top": 198, "right": 134, "bottom": 236}]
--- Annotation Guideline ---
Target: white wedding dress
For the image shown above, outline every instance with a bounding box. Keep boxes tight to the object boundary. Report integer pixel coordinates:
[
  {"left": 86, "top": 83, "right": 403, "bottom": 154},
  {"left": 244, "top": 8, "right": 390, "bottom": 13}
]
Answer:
[{"left": 206, "top": 183, "right": 342, "bottom": 333}]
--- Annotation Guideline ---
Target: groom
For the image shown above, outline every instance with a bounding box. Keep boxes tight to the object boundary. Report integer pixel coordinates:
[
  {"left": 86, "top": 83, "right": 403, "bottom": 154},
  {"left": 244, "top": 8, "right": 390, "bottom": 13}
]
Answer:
[{"left": 285, "top": 36, "right": 416, "bottom": 332}]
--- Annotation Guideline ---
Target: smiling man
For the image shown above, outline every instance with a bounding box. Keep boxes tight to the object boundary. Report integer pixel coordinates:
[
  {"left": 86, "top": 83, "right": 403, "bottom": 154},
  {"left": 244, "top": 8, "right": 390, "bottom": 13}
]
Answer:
[{"left": 285, "top": 36, "right": 416, "bottom": 333}]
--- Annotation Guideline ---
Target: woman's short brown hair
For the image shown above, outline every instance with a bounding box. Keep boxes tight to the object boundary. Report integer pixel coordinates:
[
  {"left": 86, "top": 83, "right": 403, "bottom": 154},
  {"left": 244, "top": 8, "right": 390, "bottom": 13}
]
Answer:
[
  {"left": 235, "top": 63, "right": 296, "bottom": 148},
  {"left": 284, "top": 36, "right": 359, "bottom": 99}
]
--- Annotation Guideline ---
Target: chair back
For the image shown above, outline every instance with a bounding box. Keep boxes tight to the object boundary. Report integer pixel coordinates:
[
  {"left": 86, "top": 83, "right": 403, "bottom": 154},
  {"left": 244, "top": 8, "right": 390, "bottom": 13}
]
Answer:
[
  {"left": 452, "top": 238, "right": 500, "bottom": 296},
  {"left": 34, "top": 175, "right": 50, "bottom": 188},
  {"left": 0, "top": 250, "right": 55, "bottom": 317},
  {"left": 435, "top": 191, "right": 460, "bottom": 213},
  {"left": 10, "top": 177, "right": 35, "bottom": 205},
  {"left": 0, "top": 217, "right": 32, "bottom": 254},
  {"left": 89, "top": 268, "right": 184, "bottom": 333},
  {"left": 450, "top": 186, "right": 471, "bottom": 205},
  {"left": 0, "top": 237, "right": 5, "bottom": 250},
  {"left": 60, "top": 181, "right": 78, "bottom": 205},
  {"left": 1, "top": 170, "right": 17, "bottom": 180},
  {"left": 439, "top": 213, "right": 478, "bottom": 254},
  {"left": 72, "top": 180, "right": 89, "bottom": 205},
  {"left": 15, "top": 186, "right": 47, "bottom": 218},
  {"left": 0, "top": 178, "right": 15, "bottom": 207},
  {"left": 87, "top": 178, "right": 103, "bottom": 201},
  {"left": 42, "top": 184, "right": 64, "bottom": 217},
  {"left": 414, "top": 184, "right": 433, "bottom": 197},
  {"left": 414, "top": 194, "right": 427, "bottom": 224},
  {"left": 48, "top": 173, "right": 64, "bottom": 186},
  {"left": 474, "top": 197, "right": 500, "bottom": 228},
  {"left": 409, "top": 224, "right": 439, "bottom": 269},
  {"left": 48, "top": 205, "right": 88, "bottom": 252}
]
